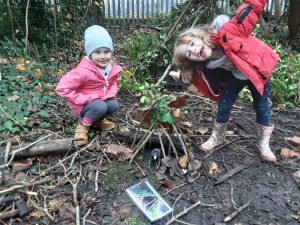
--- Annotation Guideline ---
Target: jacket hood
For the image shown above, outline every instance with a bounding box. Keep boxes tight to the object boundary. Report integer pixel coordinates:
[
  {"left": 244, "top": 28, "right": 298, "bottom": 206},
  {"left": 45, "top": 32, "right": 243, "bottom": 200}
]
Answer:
[{"left": 77, "top": 57, "right": 122, "bottom": 75}]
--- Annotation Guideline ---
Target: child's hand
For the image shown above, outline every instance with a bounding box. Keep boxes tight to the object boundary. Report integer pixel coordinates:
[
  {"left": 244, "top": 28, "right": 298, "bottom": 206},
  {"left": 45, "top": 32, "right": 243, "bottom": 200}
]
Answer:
[{"left": 169, "top": 70, "right": 181, "bottom": 81}]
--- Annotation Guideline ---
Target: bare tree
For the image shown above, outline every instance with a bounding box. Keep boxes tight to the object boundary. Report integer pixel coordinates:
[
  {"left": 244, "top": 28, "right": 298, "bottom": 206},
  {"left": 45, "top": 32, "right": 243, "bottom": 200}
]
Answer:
[{"left": 288, "top": 0, "right": 300, "bottom": 42}]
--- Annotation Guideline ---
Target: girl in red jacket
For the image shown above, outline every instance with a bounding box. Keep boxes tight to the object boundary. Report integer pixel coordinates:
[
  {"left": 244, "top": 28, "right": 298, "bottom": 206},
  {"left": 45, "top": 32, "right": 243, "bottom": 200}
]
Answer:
[
  {"left": 56, "top": 25, "right": 122, "bottom": 145},
  {"left": 171, "top": 0, "right": 279, "bottom": 162}
]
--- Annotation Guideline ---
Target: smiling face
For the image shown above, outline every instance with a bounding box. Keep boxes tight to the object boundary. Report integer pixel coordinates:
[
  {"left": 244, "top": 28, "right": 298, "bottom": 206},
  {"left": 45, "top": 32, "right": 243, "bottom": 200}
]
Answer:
[
  {"left": 176, "top": 36, "right": 213, "bottom": 62},
  {"left": 90, "top": 47, "right": 112, "bottom": 68}
]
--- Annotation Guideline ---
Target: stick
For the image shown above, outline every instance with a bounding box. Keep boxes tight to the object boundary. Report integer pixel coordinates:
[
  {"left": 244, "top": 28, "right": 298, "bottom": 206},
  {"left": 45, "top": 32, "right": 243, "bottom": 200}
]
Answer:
[
  {"left": 214, "top": 164, "right": 248, "bottom": 185},
  {"left": 224, "top": 200, "right": 252, "bottom": 222},
  {"left": 203, "top": 138, "right": 242, "bottom": 159},
  {"left": 0, "top": 178, "right": 50, "bottom": 195},
  {"left": 166, "top": 200, "right": 215, "bottom": 225},
  {"left": 0, "top": 209, "right": 19, "bottom": 220}
]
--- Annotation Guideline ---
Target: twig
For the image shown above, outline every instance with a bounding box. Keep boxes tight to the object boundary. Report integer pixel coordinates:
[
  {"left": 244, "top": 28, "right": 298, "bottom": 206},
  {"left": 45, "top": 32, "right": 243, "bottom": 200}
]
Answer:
[
  {"left": 96, "top": 137, "right": 112, "bottom": 164},
  {"left": 203, "top": 138, "right": 242, "bottom": 159},
  {"left": 214, "top": 164, "right": 248, "bottom": 185},
  {"left": 156, "top": 63, "right": 172, "bottom": 86},
  {"left": 129, "top": 129, "right": 156, "bottom": 164},
  {"left": 163, "top": 0, "right": 195, "bottom": 46},
  {"left": 166, "top": 200, "right": 215, "bottom": 225},
  {"left": 94, "top": 170, "right": 99, "bottom": 193},
  {"left": 134, "top": 160, "right": 146, "bottom": 176},
  {"left": 82, "top": 208, "right": 91, "bottom": 225},
  {"left": 0, "top": 178, "right": 50, "bottom": 195},
  {"left": 160, "top": 125, "right": 179, "bottom": 161},
  {"left": 224, "top": 200, "right": 252, "bottom": 222},
  {"left": 10, "top": 134, "right": 53, "bottom": 155},
  {"left": 158, "top": 133, "right": 166, "bottom": 158},
  {"left": 172, "top": 124, "right": 188, "bottom": 156}
]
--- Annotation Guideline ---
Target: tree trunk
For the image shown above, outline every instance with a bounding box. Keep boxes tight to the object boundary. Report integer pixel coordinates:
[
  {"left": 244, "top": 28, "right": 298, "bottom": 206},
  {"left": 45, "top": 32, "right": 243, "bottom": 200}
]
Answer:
[
  {"left": 274, "top": 0, "right": 281, "bottom": 22},
  {"left": 288, "top": 0, "right": 300, "bottom": 41}
]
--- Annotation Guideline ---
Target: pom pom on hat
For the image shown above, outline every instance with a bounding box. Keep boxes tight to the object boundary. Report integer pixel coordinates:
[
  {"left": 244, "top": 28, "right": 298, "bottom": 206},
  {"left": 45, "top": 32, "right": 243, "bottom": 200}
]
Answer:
[
  {"left": 84, "top": 25, "right": 113, "bottom": 57},
  {"left": 211, "top": 15, "right": 230, "bottom": 31}
]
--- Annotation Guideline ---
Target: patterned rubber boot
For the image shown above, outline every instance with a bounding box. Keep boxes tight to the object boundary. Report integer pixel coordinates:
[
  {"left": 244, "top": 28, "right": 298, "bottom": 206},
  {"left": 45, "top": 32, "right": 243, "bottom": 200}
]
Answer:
[
  {"left": 257, "top": 123, "right": 276, "bottom": 162},
  {"left": 200, "top": 121, "right": 229, "bottom": 152}
]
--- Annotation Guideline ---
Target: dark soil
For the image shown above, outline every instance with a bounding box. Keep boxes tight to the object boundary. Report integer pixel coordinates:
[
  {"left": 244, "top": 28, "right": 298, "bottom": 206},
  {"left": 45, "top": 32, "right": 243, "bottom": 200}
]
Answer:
[{"left": 1, "top": 91, "right": 299, "bottom": 225}]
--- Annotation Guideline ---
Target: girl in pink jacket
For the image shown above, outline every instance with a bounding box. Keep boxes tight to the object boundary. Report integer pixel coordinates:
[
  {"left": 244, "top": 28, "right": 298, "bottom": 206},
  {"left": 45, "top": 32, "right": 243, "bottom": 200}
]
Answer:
[
  {"left": 171, "top": 0, "right": 279, "bottom": 162},
  {"left": 56, "top": 25, "right": 122, "bottom": 145}
]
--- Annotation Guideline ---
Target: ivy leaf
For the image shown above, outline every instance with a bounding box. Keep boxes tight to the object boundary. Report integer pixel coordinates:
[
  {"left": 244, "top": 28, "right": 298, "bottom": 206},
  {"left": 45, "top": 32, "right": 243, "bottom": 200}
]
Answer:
[
  {"left": 38, "top": 110, "right": 49, "bottom": 117},
  {"left": 159, "top": 112, "right": 174, "bottom": 125}
]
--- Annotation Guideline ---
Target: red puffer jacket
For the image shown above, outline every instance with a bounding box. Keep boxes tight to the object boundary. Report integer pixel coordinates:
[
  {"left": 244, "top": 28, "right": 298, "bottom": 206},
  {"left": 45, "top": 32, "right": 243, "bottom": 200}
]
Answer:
[{"left": 193, "top": 0, "right": 279, "bottom": 101}]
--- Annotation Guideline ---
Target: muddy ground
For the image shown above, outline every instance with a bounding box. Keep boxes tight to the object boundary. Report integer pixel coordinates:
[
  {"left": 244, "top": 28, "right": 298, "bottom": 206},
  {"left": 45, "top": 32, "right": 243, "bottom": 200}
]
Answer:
[{"left": 1, "top": 90, "right": 299, "bottom": 225}]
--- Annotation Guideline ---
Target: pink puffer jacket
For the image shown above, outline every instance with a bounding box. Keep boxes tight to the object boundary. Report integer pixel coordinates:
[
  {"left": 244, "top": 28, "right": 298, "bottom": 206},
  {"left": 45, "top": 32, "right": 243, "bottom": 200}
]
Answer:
[{"left": 56, "top": 58, "right": 122, "bottom": 118}]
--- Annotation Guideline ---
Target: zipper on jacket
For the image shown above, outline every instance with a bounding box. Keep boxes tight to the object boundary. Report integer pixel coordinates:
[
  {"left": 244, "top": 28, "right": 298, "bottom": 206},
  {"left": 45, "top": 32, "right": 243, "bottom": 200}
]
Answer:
[{"left": 237, "top": 5, "right": 253, "bottom": 25}]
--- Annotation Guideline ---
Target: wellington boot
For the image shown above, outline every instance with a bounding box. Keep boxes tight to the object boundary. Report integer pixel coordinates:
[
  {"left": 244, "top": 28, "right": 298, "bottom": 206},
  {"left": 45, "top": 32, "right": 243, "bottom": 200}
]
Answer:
[
  {"left": 95, "top": 119, "right": 115, "bottom": 130},
  {"left": 257, "top": 124, "right": 276, "bottom": 163},
  {"left": 200, "top": 121, "right": 229, "bottom": 152},
  {"left": 74, "top": 123, "right": 90, "bottom": 146}
]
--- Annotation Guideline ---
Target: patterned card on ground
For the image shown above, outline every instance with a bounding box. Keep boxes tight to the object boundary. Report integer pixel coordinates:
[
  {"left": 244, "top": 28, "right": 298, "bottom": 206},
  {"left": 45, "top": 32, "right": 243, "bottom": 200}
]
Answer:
[{"left": 126, "top": 180, "right": 173, "bottom": 222}]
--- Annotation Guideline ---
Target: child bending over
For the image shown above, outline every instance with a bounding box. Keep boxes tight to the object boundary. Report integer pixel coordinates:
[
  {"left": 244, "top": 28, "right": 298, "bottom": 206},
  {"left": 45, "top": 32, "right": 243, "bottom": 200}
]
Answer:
[{"left": 171, "top": 0, "right": 279, "bottom": 162}]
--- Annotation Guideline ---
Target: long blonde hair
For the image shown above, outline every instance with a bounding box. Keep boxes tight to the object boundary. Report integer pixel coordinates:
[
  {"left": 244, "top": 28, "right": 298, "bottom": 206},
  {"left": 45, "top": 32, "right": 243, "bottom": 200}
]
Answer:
[{"left": 173, "top": 25, "right": 216, "bottom": 83}]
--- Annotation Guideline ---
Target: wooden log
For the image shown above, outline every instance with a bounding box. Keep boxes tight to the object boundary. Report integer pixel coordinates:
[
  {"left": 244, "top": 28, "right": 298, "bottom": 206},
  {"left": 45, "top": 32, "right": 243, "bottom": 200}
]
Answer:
[
  {"left": 0, "top": 138, "right": 73, "bottom": 159},
  {"left": 112, "top": 131, "right": 184, "bottom": 154}
]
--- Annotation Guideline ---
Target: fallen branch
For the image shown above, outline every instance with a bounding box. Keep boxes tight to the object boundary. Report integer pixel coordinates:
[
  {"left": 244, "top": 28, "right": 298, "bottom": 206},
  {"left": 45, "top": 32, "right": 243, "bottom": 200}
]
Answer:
[
  {"left": 214, "top": 164, "right": 248, "bottom": 185},
  {"left": 203, "top": 138, "right": 243, "bottom": 159},
  {"left": 224, "top": 200, "right": 252, "bottom": 222},
  {"left": 0, "top": 178, "right": 50, "bottom": 195},
  {"left": 166, "top": 200, "right": 215, "bottom": 225},
  {"left": 0, "top": 209, "right": 19, "bottom": 220}
]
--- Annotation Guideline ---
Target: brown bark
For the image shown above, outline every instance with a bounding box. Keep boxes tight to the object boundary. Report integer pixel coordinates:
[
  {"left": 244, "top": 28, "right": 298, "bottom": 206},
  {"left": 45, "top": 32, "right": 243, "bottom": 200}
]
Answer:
[{"left": 0, "top": 138, "right": 73, "bottom": 159}]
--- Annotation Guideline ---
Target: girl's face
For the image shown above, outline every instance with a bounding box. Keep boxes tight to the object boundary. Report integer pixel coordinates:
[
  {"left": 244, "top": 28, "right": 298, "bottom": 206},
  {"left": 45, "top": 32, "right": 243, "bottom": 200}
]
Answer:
[
  {"left": 90, "top": 47, "right": 112, "bottom": 68},
  {"left": 177, "top": 36, "right": 212, "bottom": 61}
]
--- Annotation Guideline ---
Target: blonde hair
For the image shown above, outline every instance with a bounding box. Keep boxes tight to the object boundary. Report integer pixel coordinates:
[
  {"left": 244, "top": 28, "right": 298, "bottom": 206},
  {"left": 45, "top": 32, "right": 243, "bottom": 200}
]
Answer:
[{"left": 173, "top": 25, "right": 216, "bottom": 83}]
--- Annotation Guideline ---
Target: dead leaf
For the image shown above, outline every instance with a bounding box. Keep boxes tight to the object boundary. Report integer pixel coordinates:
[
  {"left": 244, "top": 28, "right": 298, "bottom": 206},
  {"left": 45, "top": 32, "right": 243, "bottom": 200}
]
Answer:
[
  {"left": 187, "top": 84, "right": 198, "bottom": 92},
  {"left": 168, "top": 96, "right": 187, "bottom": 108},
  {"left": 48, "top": 197, "right": 69, "bottom": 212},
  {"left": 280, "top": 148, "right": 300, "bottom": 159},
  {"left": 15, "top": 172, "right": 26, "bottom": 180},
  {"left": 208, "top": 162, "right": 219, "bottom": 174},
  {"left": 35, "top": 85, "right": 43, "bottom": 92},
  {"left": 29, "top": 209, "right": 46, "bottom": 219},
  {"left": 285, "top": 136, "right": 300, "bottom": 146},
  {"left": 162, "top": 179, "right": 173, "bottom": 188},
  {"left": 55, "top": 69, "right": 65, "bottom": 77},
  {"left": 34, "top": 68, "right": 43, "bottom": 77},
  {"left": 106, "top": 144, "right": 133, "bottom": 160},
  {"left": 171, "top": 108, "right": 182, "bottom": 123},
  {"left": 197, "top": 127, "right": 209, "bottom": 135},
  {"left": 180, "top": 121, "right": 193, "bottom": 128},
  {"left": 7, "top": 95, "right": 20, "bottom": 102},
  {"left": 178, "top": 155, "right": 189, "bottom": 168}
]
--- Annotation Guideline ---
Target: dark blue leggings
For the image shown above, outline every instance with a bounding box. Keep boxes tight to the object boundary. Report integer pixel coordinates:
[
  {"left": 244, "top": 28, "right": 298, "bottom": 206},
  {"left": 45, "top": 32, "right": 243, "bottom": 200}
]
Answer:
[
  {"left": 216, "top": 74, "right": 271, "bottom": 126},
  {"left": 80, "top": 99, "right": 119, "bottom": 121}
]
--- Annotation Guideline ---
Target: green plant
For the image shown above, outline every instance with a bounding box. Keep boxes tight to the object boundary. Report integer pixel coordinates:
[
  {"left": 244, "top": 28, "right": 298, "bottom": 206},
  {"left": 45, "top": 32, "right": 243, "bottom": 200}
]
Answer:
[
  {"left": 124, "top": 214, "right": 146, "bottom": 225},
  {"left": 270, "top": 44, "right": 300, "bottom": 108}
]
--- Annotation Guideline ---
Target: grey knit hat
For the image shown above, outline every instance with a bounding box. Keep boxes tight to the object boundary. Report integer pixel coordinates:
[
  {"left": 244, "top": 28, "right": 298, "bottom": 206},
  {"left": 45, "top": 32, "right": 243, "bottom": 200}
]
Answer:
[
  {"left": 211, "top": 15, "right": 230, "bottom": 31},
  {"left": 84, "top": 25, "right": 113, "bottom": 57}
]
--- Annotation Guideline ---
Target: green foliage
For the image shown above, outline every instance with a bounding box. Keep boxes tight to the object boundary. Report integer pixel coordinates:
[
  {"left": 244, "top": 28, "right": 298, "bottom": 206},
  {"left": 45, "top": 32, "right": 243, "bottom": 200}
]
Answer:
[
  {"left": 0, "top": 58, "right": 67, "bottom": 139},
  {"left": 270, "top": 44, "right": 300, "bottom": 108},
  {"left": 124, "top": 214, "right": 146, "bottom": 225},
  {"left": 123, "top": 30, "right": 169, "bottom": 82},
  {"left": 0, "top": 37, "right": 26, "bottom": 57},
  {"left": 152, "top": 98, "right": 174, "bottom": 126}
]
